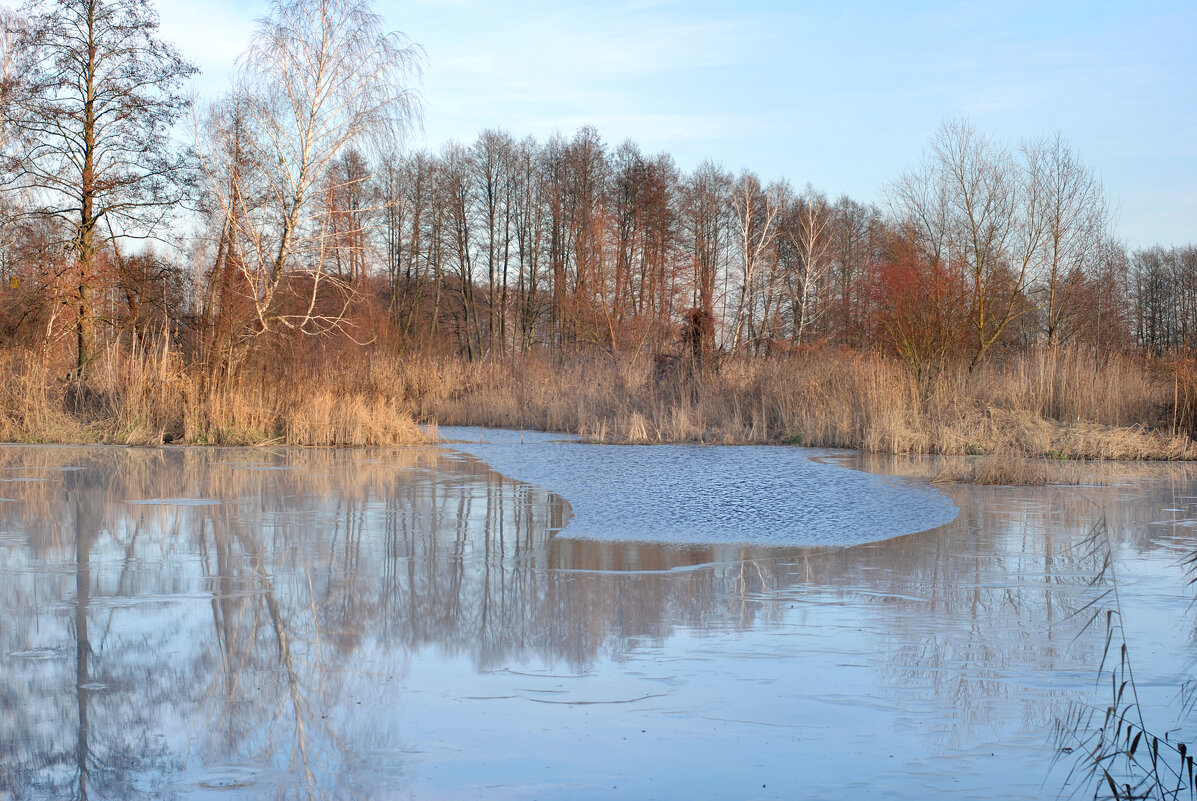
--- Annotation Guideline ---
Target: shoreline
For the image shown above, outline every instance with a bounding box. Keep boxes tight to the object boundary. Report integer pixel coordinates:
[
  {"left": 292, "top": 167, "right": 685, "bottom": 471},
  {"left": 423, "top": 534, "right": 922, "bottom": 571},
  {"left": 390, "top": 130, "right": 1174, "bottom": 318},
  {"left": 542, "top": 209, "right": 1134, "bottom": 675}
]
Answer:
[
  {"left": 1, "top": 424, "right": 1187, "bottom": 490},
  {"left": 3, "top": 346, "right": 1196, "bottom": 483}
]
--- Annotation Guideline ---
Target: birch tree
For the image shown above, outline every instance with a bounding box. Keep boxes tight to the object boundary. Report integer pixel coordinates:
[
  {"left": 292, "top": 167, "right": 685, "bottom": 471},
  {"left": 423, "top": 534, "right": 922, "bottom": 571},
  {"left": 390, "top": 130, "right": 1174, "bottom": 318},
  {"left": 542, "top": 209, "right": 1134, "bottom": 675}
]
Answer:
[
  {"left": 729, "top": 171, "right": 781, "bottom": 351},
  {"left": 198, "top": 0, "right": 421, "bottom": 353},
  {"left": 779, "top": 186, "right": 831, "bottom": 346}
]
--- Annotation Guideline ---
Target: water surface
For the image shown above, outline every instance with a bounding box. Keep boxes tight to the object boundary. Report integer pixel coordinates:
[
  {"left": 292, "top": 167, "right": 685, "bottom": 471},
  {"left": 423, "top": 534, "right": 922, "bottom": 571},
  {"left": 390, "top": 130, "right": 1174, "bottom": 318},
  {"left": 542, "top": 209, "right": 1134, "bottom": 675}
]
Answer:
[
  {"left": 1, "top": 442, "right": 1195, "bottom": 799},
  {"left": 437, "top": 425, "right": 959, "bottom": 545}
]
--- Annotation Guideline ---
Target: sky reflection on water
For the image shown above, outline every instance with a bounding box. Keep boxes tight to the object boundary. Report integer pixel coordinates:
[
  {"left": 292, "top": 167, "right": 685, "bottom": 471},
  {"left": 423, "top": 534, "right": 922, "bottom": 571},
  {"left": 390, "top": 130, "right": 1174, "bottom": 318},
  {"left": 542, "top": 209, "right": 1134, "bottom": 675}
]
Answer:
[{"left": 0, "top": 443, "right": 1196, "bottom": 799}]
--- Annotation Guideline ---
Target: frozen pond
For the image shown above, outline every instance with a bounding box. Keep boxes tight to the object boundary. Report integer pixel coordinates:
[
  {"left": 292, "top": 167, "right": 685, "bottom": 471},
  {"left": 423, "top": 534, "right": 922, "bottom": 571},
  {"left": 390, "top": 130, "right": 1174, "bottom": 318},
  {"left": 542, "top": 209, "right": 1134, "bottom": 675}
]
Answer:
[{"left": 2, "top": 441, "right": 1197, "bottom": 799}]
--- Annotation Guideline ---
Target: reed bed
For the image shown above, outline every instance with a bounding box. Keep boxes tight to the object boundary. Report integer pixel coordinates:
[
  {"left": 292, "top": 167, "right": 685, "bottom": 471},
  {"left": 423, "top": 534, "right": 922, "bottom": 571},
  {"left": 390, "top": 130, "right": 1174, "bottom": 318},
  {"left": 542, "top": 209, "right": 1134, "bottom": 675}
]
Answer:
[
  {"left": 0, "top": 342, "right": 425, "bottom": 447},
  {"left": 0, "top": 342, "right": 1193, "bottom": 471},
  {"left": 406, "top": 346, "right": 1197, "bottom": 462}
]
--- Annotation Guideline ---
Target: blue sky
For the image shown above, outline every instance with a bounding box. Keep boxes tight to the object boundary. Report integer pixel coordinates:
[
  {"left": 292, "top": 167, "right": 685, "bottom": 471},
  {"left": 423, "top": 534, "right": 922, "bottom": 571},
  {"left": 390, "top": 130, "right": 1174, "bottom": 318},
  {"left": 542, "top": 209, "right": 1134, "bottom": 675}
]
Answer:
[{"left": 158, "top": 0, "right": 1195, "bottom": 248}]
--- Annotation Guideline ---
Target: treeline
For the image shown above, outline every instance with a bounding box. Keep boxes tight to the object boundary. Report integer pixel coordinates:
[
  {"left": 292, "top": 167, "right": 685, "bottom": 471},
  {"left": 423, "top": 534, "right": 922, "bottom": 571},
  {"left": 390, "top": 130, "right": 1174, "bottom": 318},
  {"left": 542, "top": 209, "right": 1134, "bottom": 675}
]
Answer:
[
  {"left": 192, "top": 124, "right": 1197, "bottom": 373},
  {"left": 0, "top": 0, "right": 1193, "bottom": 387},
  {"left": 245, "top": 122, "right": 1159, "bottom": 373}
]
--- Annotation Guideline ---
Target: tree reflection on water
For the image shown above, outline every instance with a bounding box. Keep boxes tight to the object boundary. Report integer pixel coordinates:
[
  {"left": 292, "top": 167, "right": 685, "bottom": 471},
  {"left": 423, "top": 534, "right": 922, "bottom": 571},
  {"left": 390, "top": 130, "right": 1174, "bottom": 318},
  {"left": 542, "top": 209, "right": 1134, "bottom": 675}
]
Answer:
[{"left": 0, "top": 446, "right": 1195, "bottom": 799}]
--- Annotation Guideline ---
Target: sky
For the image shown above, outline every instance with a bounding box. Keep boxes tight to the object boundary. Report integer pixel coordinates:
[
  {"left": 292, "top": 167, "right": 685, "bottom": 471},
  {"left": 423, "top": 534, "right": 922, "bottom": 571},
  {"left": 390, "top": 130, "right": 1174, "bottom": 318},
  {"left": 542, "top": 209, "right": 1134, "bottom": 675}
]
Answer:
[{"left": 156, "top": 0, "right": 1196, "bottom": 249}]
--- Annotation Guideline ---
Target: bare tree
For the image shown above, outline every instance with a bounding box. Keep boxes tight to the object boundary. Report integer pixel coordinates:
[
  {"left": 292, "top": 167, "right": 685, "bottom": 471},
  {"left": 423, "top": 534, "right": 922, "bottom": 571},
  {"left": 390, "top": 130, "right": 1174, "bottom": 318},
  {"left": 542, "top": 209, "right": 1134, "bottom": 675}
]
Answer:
[
  {"left": 826, "top": 196, "right": 882, "bottom": 348},
  {"left": 471, "top": 129, "right": 515, "bottom": 352},
  {"left": 779, "top": 185, "right": 832, "bottom": 346},
  {"left": 0, "top": 8, "right": 28, "bottom": 295},
  {"left": 440, "top": 140, "right": 480, "bottom": 358},
  {"left": 0, "top": 7, "right": 20, "bottom": 153},
  {"left": 681, "top": 162, "right": 731, "bottom": 354},
  {"left": 379, "top": 149, "right": 436, "bottom": 340},
  {"left": 5, "top": 0, "right": 196, "bottom": 373},
  {"left": 608, "top": 141, "right": 680, "bottom": 353},
  {"left": 561, "top": 125, "right": 608, "bottom": 349},
  {"left": 891, "top": 119, "right": 1046, "bottom": 367},
  {"left": 729, "top": 171, "right": 782, "bottom": 351},
  {"left": 197, "top": 0, "right": 421, "bottom": 355},
  {"left": 1027, "top": 133, "right": 1107, "bottom": 346},
  {"left": 1131, "top": 245, "right": 1197, "bottom": 352},
  {"left": 510, "top": 135, "right": 546, "bottom": 350},
  {"left": 322, "top": 147, "right": 375, "bottom": 285}
]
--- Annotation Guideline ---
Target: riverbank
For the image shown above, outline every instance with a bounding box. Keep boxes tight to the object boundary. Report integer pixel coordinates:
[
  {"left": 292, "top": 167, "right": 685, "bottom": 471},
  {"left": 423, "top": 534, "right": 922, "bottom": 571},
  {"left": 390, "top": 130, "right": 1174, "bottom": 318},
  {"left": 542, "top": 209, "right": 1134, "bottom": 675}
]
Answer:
[
  {"left": 2, "top": 344, "right": 1194, "bottom": 469},
  {"left": 0, "top": 347, "right": 425, "bottom": 447},
  {"left": 413, "top": 347, "right": 1197, "bottom": 461}
]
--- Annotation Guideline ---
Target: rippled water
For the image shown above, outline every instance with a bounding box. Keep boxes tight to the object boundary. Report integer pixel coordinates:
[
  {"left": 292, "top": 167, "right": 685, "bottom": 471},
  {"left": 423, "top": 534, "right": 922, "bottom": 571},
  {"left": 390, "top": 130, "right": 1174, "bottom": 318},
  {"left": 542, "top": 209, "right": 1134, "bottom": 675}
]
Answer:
[
  {"left": 1, "top": 441, "right": 1196, "bottom": 799},
  {"left": 437, "top": 426, "right": 960, "bottom": 545}
]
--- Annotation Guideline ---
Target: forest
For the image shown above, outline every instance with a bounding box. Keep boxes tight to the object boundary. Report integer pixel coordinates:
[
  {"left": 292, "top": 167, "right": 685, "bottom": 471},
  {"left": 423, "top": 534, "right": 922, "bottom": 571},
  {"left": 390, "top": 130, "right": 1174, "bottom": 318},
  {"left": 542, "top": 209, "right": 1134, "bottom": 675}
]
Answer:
[{"left": 0, "top": 0, "right": 1194, "bottom": 464}]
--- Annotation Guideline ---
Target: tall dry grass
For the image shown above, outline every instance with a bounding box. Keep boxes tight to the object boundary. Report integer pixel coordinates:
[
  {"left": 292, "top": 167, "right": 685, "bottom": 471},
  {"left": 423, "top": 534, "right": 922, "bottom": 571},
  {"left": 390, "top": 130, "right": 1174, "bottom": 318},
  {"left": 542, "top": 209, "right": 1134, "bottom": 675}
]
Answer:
[
  {"left": 404, "top": 346, "right": 1197, "bottom": 461},
  {"left": 1, "top": 340, "right": 1194, "bottom": 463},
  {"left": 0, "top": 340, "right": 426, "bottom": 447}
]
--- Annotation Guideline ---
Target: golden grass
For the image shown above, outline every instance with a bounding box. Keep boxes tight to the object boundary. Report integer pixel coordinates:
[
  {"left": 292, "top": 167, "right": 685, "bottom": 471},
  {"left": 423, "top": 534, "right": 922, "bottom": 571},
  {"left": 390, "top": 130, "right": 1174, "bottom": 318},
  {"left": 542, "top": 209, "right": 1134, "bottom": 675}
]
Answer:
[
  {"left": 2, "top": 340, "right": 1194, "bottom": 474},
  {"left": 0, "top": 343, "right": 427, "bottom": 447},
  {"left": 835, "top": 448, "right": 1197, "bottom": 488},
  {"left": 403, "top": 346, "right": 1197, "bottom": 462},
  {"left": 929, "top": 454, "right": 1083, "bottom": 486}
]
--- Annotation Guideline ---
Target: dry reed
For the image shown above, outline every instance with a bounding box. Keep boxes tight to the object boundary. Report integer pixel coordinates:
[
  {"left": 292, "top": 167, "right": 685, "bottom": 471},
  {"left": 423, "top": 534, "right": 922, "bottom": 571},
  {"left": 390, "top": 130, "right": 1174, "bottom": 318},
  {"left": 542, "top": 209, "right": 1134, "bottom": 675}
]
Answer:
[
  {"left": 0, "top": 342, "right": 426, "bottom": 447},
  {"left": 929, "top": 454, "right": 1087, "bottom": 486},
  {"left": 404, "top": 346, "right": 1197, "bottom": 462},
  {"left": 2, "top": 342, "right": 1194, "bottom": 472}
]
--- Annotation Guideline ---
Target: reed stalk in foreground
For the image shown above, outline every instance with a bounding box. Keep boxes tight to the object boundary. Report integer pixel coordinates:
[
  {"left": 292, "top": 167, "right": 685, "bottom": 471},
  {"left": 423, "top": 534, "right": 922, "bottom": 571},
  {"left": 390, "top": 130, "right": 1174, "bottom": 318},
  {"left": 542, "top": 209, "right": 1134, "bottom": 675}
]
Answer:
[{"left": 1053, "top": 516, "right": 1197, "bottom": 801}]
